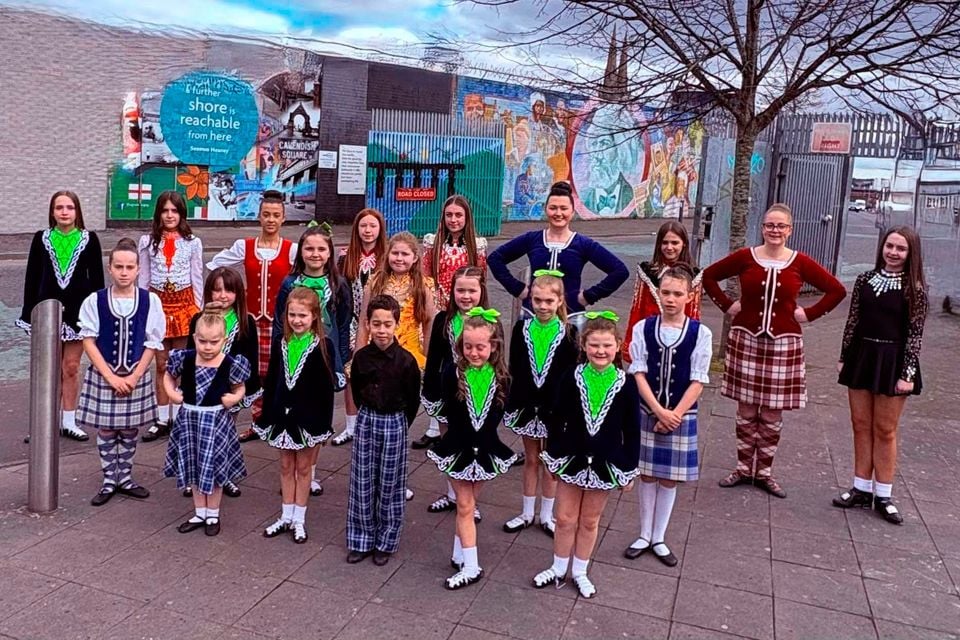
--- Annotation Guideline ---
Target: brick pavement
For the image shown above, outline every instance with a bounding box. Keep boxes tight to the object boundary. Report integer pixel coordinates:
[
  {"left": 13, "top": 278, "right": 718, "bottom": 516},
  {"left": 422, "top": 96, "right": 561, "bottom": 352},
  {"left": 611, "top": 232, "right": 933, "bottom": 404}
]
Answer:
[{"left": 1, "top": 222, "right": 959, "bottom": 640}]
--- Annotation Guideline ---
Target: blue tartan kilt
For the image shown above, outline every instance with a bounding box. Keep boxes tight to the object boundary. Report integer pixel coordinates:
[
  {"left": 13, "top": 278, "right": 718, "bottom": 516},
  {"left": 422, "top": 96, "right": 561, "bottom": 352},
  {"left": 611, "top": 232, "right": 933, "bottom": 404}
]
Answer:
[
  {"left": 76, "top": 366, "right": 157, "bottom": 431},
  {"left": 637, "top": 409, "right": 699, "bottom": 482},
  {"left": 163, "top": 404, "right": 247, "bottom": 494}
]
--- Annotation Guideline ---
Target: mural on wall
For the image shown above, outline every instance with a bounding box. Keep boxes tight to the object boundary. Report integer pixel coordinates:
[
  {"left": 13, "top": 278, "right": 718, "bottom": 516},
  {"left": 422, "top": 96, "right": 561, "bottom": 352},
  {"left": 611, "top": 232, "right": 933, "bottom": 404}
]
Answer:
[
  {"left": 455, "top": 77, "right": 704, "bottom": 221},
  {"left": 109, "top": 67, "right": 322, "bottom": 222}
]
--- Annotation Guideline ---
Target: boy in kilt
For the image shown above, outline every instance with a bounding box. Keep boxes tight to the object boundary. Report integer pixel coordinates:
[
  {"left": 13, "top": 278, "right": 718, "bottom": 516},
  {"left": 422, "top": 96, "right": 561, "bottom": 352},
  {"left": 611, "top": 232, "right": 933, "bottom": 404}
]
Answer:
[
  {"left": 625, "top": 266, "right": 712, "bottom": 566},
  {"left": 77, "top": 238, "right": 166, "bottom": 506},
  {"left": 346, "top": 295, "right": 421, "bottom": 566}
]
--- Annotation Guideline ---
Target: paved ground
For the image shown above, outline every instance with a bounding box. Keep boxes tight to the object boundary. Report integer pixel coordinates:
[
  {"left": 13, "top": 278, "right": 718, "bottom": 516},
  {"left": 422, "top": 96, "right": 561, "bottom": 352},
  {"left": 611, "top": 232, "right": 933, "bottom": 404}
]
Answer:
[{"left": 1, "top": 221, "right": 959, "bottom": 640}]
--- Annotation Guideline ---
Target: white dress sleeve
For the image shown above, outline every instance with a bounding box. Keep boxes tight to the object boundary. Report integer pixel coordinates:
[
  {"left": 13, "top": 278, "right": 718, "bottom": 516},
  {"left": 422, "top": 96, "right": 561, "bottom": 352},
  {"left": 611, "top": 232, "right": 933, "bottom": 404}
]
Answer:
[
  {"left": 145, "top": 292, "right": 167, "bottom": 350},
  {"left": 78, "top": 292, "right": 101, "bottom": 338},
  {"left": 288, "top": 242, "right": 299, "bottom": 264},
  {"left": 626, "top": 319, "right": 649, "bottom": 375},
  {"left": 137, "top": 235, "right": 152, "bottom": 290},
  {"left": 190, "top": 237, "right": 204, "bottom": 309},
  {"left": 206, "top": 238, "right": 245, "bottom": 271},
  {"left": 690, "top": 325, "right": 713, "bottom": 384}
]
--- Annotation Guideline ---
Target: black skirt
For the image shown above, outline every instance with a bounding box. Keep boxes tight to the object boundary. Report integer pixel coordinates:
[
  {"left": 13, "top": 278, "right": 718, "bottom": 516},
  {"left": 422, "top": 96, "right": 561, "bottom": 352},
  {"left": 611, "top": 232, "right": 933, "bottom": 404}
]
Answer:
[{"left": 838, "top": 338, "right": 921, "bottom": 397}]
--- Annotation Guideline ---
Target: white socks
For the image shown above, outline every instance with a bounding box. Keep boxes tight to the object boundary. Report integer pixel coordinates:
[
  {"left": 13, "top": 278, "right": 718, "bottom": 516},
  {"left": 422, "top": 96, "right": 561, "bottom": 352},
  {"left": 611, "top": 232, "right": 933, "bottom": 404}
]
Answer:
[
  {"left": 344, "top": 414, "right": 357, "bottom": 436},
  {"left": 311, "top": 464, "right": 317, "bottom": 483},
  {"left": 171, "top": 403, "right": 182, "bottom": 421},
  {"left": 62, "top": 410, "right": 77, "bottom": 430},
  {"left": 292, "top": 505, "right": 307, "bottom": 524},
  {"left": 189, "top": 507, "right": 206, "bottom": 523},
  {"left": 462, "top": 546, "right": 480, "bottom": 576},
  {"left": 652, "top": 484, "right": 677, "bottom": 545},
  {"left": 639, "top": 481, "right": 657, "bottom": 543},
  {"left": 206, "top": 508, "right": 220, "bottom": 523},
  {"left": 854, "top": 476, "right": 873, "bottom": 492},
  {"left": 551, "top": 554, "right": 569, "bottom": 576},
  {"left": 158, "top": 405, "right": 170, "bottom": 422},
  {"left": 540, "top": 497, "right": 555, "bottom": 524},
  {"left": 281, "top": 503, "right": 295, "bottom": 522},
  {"left": 425, "top": 417, "right": 441, "bottom": 438},
  {"left": 522, "top": 495, "right": 536, "bottom": 520},
  {"left": 571, "top": 556, "right": 589, "bottom": 578},
  {"left": 446, "top": 480, "right": 456, "bottom": 501},
  {"left": 452, "top": 535, "right": 463, "bottom": 564},
  {"left": 875, "top": 482, "right": 893, "bottom": 498}
]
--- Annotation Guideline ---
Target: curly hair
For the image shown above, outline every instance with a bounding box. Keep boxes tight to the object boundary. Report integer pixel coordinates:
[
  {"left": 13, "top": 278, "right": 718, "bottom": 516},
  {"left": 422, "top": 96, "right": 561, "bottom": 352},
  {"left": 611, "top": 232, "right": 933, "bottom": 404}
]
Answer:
[
  {"left": 367, "top": 232, "right": 432, "bottom": 324},
  {"left": 454, "top": 314, "right": 510, "bottom": 408}
]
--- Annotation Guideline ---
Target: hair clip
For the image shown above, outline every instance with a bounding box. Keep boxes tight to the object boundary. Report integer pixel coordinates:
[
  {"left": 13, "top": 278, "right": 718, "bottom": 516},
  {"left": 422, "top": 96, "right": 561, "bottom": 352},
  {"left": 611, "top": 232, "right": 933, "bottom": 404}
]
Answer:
[
  {"left": 465, "top": 307, "right": 501, "bottom": 323},
  {"left": 584, "top": 310, "right": 620, "bottom": 322},
  {"left": 533, "top": 269, "right": 565, "bottom": 278}
]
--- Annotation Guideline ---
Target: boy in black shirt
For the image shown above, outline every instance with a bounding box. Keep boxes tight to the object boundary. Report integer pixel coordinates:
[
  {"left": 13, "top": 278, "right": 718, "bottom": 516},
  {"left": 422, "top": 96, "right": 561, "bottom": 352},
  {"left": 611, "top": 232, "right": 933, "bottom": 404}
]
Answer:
[{"left": 346, "top": 295, "right": 422, "bottom": 566}]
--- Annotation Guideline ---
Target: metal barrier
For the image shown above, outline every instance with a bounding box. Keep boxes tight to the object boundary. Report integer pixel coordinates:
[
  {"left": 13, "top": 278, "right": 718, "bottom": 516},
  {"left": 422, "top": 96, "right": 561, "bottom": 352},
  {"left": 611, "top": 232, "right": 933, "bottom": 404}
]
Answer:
[{"left": 28, "top": 299, "right": 62, "bottom": 513}]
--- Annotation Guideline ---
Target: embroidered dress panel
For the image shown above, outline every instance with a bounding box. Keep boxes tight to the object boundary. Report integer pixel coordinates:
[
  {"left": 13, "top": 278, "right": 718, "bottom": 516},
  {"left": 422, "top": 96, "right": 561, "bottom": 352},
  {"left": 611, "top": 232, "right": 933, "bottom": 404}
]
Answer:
[
  {"left": 284, "top": 334, "right": 319, "bottom": 388},
  {"left": 223, "top": 309, "right": 239, "bottom": 347},
  {"left": 576, "top": 364, "right": 625, "bottom": 436},
  {"left": 43, "top": 229, "right": 90, "bottom": 290},
  {"left": 464, "top": 364, "right": 496, "bottom": 431},
  {"left": 524, "top": 317, "right": 563, "bottom": 386}
]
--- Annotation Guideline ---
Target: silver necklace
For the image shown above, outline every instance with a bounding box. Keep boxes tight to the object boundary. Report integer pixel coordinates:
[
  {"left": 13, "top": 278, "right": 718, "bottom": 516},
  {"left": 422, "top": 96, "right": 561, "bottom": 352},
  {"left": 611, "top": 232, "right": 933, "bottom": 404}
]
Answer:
[{"left": 867, "top": 269, "right": 902, "bottom": 296}]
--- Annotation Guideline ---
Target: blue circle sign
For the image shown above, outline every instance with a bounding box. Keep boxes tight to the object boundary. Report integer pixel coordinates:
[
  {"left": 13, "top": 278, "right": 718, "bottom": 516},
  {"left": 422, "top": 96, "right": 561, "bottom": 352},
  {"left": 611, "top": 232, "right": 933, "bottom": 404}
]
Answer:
[{"left": 160, "top": 71, "right": 259, "bottom": 169}]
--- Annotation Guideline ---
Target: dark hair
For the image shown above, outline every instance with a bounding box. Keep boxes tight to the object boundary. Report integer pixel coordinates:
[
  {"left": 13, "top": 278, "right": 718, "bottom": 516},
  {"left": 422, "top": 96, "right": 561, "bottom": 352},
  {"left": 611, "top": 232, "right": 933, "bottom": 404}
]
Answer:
[
  {"left": 545, "top": 180, "right": 574, "bottom": 208},
  {"left": 204, "top": 267, "right": 249, "bottom": 339},
  {"left": 446, "top": 266, "right": 489, "bottom": 313},
  {"left": 431, "top": 195, "right": 481, "bottom": 276},
  {"left": 581, "top": 315, "right": 621, "bottom": 347},
  {"left": 260, "top": 190, "right": 285, "bottom": 211},
  {"left": 48, "top": 191, "right": 86, "bottom": 230},
  {"left": 150, "top": 191, "right": 193, "bottom": 254},
  {"left": 653, "top": 221, "right": 694, "bottom": 267},
  {"left": 877, "top": 226, "right": 927, "bottom": 318},
  {"left": 455, "top": 314, "right": 509, "bottom": 407},
  {"left": 659, "top": 264, "right": 695, "bottom": 291},
  {"left": 283, "top": 287, "right": 333, "bottom": 381},
  {"left": 109, "top": 237, "right": 139, "bottom": 264},
  {"left": 292, "top": 227, "right": 344, "bottom": 306},
  {"left": 343, "top": 208, "right": 388, "bottom": 281},
  {"left": 367, "top": 294, "right": 401, "bottom": 322}
]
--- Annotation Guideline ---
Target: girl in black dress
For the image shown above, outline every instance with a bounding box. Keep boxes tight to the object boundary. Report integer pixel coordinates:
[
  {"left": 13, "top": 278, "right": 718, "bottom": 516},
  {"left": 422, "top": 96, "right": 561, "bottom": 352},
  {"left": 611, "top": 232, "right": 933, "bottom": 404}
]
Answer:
[
  {"left": 533, "top": 313, "right": 641, "bottom": 598},
  {"left": 183, "top": 268, "right": 261, "bottom": 498},
  {"left": 834, "top": 226, "right": 927, "bottom": 525},
  {"left": 19, "top": 191, "right": 104, "bottom": 441},
  {"left": 427, "top": 308, "right": 518, "bottom": 590}
]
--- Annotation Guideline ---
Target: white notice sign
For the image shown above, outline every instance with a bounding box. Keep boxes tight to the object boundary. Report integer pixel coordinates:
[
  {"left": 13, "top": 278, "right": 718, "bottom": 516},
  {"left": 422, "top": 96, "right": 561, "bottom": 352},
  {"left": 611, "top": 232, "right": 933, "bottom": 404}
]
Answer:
[
  {"left": 337, "top": 145, "right": 367, "bottom": 195},
  {"left": 318, "top": 150, "right": 337, "bottom": 169}
]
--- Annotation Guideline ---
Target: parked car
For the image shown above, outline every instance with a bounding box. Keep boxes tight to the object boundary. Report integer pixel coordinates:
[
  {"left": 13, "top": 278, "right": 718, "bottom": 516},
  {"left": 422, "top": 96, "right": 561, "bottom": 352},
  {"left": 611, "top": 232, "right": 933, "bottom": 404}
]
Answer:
[{"left": 848, "top": 199, "right": 867, "bottom": 212}]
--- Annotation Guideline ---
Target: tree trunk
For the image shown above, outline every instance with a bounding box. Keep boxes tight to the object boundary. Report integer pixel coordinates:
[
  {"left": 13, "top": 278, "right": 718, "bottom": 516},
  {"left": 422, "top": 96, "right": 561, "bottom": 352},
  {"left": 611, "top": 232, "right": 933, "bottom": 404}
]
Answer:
[{"left": 718, "top": 125, "right": 760, "bottom": 357}]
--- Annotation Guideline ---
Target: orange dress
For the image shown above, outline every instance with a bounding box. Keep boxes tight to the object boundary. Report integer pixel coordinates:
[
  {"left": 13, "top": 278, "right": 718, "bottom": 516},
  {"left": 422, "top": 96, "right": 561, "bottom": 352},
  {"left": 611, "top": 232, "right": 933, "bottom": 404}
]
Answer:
[{"left": 383, "top": 273, "right": 435, "bottom": 369}]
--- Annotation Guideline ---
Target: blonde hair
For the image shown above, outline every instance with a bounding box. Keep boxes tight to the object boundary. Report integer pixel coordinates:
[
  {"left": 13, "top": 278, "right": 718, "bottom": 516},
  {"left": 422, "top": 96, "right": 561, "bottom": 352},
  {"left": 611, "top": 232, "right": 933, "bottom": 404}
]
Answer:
[
  {"left": 764, "top": 203, "right": 793, "bottom": 224},
  {"left": 367, "top": 232, "right": 432, "bottom": 324},
  {"left": 195, "top": 310, "right": 226, "bottom": 337},
  {"left": 529, "top": 273, "right": 568, "bottom": 323}
]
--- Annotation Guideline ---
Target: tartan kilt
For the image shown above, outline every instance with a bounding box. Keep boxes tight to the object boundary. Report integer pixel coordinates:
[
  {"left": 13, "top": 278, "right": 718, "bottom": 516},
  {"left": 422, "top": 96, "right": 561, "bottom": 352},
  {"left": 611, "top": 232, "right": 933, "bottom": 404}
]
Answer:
[
  {"left": 638, "top": 409, "right": 699, "bottom": 482},
  {"left": 163, "top": 404, "right": 247, "bottom": 494},
  {"left": 722, "top": 329, "right": 807, "bottom": 410},
  {"left": 250, "top": 317, "right": 273, "bottom": 421},
  {"left": 76, "top": 366, "right": 158, "bottom": 431}
]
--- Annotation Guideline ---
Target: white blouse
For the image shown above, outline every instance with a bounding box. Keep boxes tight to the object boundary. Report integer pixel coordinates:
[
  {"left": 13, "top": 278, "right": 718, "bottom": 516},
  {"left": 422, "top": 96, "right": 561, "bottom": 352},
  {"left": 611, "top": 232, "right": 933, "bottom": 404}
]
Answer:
[
  {"left": 627, "top": 318, "right": 713, "bottom": 384},
  {"left": 137, "top": 234, "right": 204, "bottom": 308},
  {"left": 205, "top": 238, "right": 298, "bottom": 271},
  {"left": 78, "top": 289, "right": 166, "bottom": 350}
]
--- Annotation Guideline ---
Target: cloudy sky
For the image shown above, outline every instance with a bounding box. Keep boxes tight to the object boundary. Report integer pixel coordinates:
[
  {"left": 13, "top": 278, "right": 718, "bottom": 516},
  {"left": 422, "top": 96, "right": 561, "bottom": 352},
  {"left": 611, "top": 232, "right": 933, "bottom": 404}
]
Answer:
[{"left": 1, "top": 0, "right": 577, "bottom": 74}]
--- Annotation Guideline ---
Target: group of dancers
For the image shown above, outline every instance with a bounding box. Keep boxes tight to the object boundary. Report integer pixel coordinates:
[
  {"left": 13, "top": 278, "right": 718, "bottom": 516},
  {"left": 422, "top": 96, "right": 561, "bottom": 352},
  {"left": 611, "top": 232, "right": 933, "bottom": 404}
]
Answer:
[{"left": 20, "top": 180, "right": 927, "bottom": 595}]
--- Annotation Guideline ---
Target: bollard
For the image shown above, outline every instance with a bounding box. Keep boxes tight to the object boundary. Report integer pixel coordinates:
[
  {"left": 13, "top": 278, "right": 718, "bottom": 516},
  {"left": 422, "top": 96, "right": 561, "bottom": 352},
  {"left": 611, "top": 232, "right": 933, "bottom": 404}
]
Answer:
[{"left": 28, "top": 299, "right": 62, "bottom": 513}]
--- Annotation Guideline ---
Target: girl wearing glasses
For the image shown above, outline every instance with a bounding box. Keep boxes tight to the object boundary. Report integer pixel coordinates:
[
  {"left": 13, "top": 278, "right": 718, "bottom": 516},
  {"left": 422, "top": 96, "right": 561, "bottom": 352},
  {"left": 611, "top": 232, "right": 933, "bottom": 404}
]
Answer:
[{"left": 702, "top": 203, "right": 846, "bottom": 498}]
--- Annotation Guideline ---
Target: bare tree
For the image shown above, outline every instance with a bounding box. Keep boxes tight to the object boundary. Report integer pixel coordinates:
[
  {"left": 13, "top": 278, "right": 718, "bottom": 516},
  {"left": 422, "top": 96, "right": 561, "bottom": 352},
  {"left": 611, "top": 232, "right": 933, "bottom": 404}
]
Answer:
[{"left": 470, "top": 0, "right": 960, "bottom": 258}]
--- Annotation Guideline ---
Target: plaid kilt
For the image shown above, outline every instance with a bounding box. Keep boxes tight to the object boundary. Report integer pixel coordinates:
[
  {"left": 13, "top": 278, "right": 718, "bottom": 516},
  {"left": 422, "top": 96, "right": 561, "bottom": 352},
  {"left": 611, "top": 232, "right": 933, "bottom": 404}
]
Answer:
[
  {"left": 638, "top": 409, "right": 699, "bottom": 482},
  {"left": 76, "top": 366, "right": 158, "bottom": 431},
  {"left": 722, "top": 329, "right": 806, "bottom": 410},
  {"left": 163, "top": 404, "right": 246, "bottom": 494},
  {"left": 250, "top": 317, "right": 273, "bottom": 421}
]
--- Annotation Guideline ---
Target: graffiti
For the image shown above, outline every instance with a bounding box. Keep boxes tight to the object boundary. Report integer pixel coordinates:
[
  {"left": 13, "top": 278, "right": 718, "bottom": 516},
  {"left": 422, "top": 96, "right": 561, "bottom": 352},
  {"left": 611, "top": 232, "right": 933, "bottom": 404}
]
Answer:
[
  {"left": 455, "top": 78, "right": 703, "bottom": 220},
  {"left": 726, "top": 151, "right": 766, "bottom": 175},
  {"left": 109, "top": 67, "right": 322, "bottom": 222}
]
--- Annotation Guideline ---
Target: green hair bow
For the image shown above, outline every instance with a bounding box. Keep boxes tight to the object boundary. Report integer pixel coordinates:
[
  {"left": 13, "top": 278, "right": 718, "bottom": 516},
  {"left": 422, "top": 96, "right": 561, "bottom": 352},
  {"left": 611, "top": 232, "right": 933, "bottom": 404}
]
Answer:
[
  {"left": 465, "top": 307, "right": 501, "bottom": 323},
  {"left": 533, "top": 269, "right": 565, "bottom": 278},
  {"left": 585, "top": 310, "right": 620, "bottom": 322}
]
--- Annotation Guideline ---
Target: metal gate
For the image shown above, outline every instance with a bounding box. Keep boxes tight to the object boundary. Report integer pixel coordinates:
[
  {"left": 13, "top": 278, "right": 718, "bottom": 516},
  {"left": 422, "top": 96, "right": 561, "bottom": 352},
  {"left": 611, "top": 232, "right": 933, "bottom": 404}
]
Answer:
[{"left": 772, "top": 154, "right": 849, "bottom": 275}]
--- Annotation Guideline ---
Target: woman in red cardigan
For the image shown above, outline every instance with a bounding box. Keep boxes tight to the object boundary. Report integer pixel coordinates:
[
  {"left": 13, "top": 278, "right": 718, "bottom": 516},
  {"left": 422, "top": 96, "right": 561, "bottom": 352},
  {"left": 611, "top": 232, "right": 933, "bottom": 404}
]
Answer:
[{"left": 702, "top": 203, "right": 846, "bottom": 498}]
